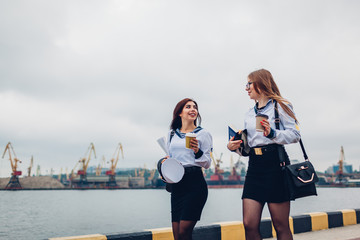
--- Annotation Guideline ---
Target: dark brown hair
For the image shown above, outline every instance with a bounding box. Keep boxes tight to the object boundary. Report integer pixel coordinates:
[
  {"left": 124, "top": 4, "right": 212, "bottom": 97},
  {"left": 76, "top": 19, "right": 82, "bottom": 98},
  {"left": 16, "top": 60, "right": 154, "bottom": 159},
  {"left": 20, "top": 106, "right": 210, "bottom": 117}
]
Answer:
[
  {"left": 170, "top": 98, "right": 202, "bottom": 130},
  {"left": 248, "top": 69, "right": 298, "bottom": 123}
]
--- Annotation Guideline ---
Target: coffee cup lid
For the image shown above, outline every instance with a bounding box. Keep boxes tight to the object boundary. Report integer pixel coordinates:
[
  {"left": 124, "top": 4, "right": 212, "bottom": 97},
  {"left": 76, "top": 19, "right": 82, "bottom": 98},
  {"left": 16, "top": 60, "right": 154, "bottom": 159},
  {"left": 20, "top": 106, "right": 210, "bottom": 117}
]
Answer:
[
  {"left": 256, "top": 113, "right": 268, "bottom": 118},
  {"left": 157, "top": 158, "right": 184, "bottom": 183},
  {"left": 185, "top": 132, "right": 196, "bottom": 137}
]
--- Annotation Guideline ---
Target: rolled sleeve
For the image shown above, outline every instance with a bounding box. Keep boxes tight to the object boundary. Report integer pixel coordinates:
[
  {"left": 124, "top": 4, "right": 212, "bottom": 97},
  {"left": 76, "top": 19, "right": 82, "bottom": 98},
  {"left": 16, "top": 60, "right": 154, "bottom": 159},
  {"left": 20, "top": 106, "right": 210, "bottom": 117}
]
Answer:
[
  {"left": 194, "top": 130, "right": 213, "bottom": 169},
  {"left": 272, "top": 104, "right": 301, "bottom": 145}
]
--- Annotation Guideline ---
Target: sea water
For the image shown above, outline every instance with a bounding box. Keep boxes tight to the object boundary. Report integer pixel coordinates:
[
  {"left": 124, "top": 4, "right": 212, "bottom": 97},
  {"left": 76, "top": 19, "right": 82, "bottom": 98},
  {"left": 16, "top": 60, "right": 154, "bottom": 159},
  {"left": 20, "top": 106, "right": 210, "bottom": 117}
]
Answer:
[{"left": 0, "top": 188, "right": 359, "bottom": 240}]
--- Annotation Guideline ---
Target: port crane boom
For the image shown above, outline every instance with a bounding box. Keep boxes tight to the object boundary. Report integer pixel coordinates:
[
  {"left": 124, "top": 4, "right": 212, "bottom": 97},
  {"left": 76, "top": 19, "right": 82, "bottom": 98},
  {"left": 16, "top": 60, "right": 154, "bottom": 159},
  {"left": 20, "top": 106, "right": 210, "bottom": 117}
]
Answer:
[
  {"left": 109, "top": 143, "right": 124, "bottom": 175},
  {"left": 106, "top": 143, "right": 124, "bottom": 187},
  {"left": 210, "top": 151, "right": 224, "bottom": 181},
  {"left": 70, "top": 160, "right": 80, "bottom": 180},
  {"left": 2, "top": 142, "right": 22, "bottom": 189},
  {"left": 75, "top": 143, "right": 96, "bottom": 187},
  {"left": 27, "top": 156, "right": 33, "bottom": 177},
  {"left": 336, "top": 146, "right": 345, "bottom": 183},
  {"left": 78, "top": 142, "right": 96, "bottom": 175},
  {"left": 96, "top": 156, "right": 106, "bottom": 176},
  {"left": 228, "top": 154, "right": 241, "bottom": 181}
]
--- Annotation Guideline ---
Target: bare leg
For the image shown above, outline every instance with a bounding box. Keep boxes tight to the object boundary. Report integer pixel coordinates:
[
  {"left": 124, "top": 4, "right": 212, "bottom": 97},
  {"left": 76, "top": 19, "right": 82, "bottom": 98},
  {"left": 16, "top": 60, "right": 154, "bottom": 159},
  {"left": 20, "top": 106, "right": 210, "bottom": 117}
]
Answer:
[
  {"left": 172, "top": 222, "right": 180, "bottom": 240},
  {"left": 268, "top": 201, "right": 293, "bottom": 240},
  {"left": 243, "top": 198, "right": 265, "bottom": 240},
  {"left": 178, "top": 220, "right": 197, "bottom": 240}
]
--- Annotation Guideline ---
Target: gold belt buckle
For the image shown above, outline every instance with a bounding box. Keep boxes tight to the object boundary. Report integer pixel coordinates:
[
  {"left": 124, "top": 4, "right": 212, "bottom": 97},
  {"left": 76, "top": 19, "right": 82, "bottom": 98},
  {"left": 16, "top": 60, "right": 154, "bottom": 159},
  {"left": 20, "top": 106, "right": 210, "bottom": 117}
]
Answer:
[{"left": 254, "top": 148, "right": 263, "bottom": 155}]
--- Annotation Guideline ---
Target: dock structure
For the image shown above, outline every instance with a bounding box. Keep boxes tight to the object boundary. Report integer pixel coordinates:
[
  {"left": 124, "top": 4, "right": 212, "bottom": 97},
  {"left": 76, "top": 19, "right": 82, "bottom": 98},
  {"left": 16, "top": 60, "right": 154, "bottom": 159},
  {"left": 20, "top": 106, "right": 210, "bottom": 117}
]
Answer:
[{"left": 49, "top": 209, "right": 360, "bottom": 240}]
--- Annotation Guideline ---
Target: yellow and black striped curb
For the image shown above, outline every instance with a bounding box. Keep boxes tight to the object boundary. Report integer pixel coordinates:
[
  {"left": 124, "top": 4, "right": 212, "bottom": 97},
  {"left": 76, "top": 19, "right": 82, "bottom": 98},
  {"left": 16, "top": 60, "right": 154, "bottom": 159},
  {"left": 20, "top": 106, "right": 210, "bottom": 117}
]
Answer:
[{"left": 48, "top": 208, "right": 360, "bottom": 240}]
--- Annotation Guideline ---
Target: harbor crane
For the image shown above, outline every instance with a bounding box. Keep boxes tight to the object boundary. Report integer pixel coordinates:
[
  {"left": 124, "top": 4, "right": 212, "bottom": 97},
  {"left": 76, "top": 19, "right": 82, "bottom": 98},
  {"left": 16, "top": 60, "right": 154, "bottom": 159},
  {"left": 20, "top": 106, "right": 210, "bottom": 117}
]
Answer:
[
  {"left": 70, "top": 160, "right": 80, "bottom": 180},
  {"left": 96, "top": 156, "right": 106, "bottom": 176},
  {"left": 228, "top": 155, "right": 241, "bottom": 181},
  {"left": 77, "top": 142, "right": 96, "bottom": 186},
  {"left": 336, "top": 146, "right": 346, "bottom": 183},
  {"left": 2, "top": 142, "right": 22, "bottom": 189},
  {"left": 65, "top": 167, "right": 69, "bottom": 181},
  {"left": 135, "top": 167, "right": 145, "bottom": 178},
  {"left": 106, "top": 143, "right": 124, "bottom": 187},
  {"left": 148, "top": 169, "right": 156, "bottom": 181},
  {"left": 138, "top": 164, "right": 146, "bottom": 178},
  {"left": 36, "top": 165, "right": 41, "bottom": 176},
  {"left": 210, "top": 151, "right": 224, "bottom": 181},
  {"left": 58, "top": 168, "right": 62, "bottom": 181},
  {"left": 27, "top": 156, "right": 33, "bottom": 177}
]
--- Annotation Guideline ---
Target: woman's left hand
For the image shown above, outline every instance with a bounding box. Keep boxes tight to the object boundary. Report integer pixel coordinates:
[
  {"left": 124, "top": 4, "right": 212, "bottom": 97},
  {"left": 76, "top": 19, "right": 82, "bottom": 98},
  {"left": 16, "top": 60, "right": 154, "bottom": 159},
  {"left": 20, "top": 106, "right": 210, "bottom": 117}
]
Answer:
[
  {"left": 261, "top": 119, "right": 271, "bottom": 137},
  {"left": 190, "top": 138, "right": 199, "bottom": 153}
]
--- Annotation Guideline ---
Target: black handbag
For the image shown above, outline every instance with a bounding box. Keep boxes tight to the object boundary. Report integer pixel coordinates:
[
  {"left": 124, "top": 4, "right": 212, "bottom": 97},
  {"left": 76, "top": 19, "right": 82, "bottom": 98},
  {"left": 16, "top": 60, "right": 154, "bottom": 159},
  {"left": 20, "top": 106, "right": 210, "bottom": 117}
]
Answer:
[
  {"left": 283, "top": 140, "right": 318, "bottom": 200},
  {"left": 274, "top": 101, "right": 318, "bottom": 200}
]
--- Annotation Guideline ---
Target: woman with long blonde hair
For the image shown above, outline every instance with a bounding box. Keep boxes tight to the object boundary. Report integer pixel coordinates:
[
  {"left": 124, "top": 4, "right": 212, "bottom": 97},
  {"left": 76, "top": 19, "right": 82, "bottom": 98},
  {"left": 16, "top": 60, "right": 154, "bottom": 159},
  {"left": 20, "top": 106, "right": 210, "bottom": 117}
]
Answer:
[{"left": 228, "top": 69, "right": 300, "bottom": 240}]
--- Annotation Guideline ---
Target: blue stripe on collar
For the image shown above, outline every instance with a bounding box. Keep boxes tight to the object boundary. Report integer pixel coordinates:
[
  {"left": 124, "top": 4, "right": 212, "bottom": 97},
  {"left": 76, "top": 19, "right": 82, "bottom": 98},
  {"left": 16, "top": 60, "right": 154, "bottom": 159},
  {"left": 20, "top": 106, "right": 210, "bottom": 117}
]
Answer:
[
  {"left": 193, "top": 126, "right": 203, "bottom": 133},
  {"left": 254, "top": 99, "right": 273, "bottom": 114},
  {"left": 175, "top": 129, "right": 185, "bottom": 138},
  {"left": 175, "top": 126, "right": 203, "bottom": 138}
]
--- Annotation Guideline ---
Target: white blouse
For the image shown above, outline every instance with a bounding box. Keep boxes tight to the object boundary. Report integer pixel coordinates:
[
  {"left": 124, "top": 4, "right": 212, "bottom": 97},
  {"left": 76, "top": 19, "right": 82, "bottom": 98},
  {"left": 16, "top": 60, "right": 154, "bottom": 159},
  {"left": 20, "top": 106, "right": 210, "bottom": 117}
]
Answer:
[
  {"left": 244, "top": 100, "right": 301, "bottom": 148},
  {"left": 167, "top": 128, "right": 213, "bottom": 169}
]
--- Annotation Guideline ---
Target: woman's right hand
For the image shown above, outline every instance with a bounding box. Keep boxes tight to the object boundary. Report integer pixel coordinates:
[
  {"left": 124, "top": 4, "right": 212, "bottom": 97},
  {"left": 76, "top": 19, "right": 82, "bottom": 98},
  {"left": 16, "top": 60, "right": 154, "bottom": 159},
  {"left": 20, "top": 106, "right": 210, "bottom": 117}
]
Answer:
[
  {"left": 161, "top": 156, "right": 169, "bottom": 163},
  {"left": 227, "top": 136, "right": 242, "bottom": 151}
]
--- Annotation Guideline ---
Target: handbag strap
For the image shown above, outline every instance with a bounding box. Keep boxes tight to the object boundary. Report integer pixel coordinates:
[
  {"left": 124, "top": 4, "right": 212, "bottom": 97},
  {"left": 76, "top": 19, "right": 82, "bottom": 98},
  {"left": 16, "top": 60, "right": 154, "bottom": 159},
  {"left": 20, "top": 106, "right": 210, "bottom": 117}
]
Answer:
[
  {"left": 273, "top": 101, "right": 308, "bottom": 161},
  {"left": 299, "top": 139, "right": 308, "bottom": 161},
  {"left": 169, "top": 130, "right": 175, "bottom": 142}
]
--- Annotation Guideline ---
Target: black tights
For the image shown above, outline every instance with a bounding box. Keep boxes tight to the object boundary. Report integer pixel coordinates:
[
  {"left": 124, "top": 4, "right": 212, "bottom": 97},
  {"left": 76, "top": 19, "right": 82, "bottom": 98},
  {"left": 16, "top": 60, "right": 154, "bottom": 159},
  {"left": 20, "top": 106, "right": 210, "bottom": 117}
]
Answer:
[
  {"left": 172, "top": 220, "right": 197, "bottom": 240},
  {"left": 242, "top": 198, "right": 293, "bottom": 240}
]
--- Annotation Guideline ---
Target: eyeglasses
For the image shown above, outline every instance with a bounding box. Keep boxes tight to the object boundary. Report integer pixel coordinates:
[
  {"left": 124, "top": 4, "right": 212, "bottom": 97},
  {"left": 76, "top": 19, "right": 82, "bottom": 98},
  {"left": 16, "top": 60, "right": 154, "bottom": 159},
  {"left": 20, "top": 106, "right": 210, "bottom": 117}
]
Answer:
[{"left": 246, "top": 82, "right": 253, "bottom": 89}]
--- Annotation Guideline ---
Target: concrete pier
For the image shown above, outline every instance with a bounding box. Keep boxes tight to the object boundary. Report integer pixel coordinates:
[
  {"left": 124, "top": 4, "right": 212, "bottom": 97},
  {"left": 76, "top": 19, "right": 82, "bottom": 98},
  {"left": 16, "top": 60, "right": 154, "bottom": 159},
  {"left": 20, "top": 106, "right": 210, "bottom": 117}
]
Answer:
[{"left": 48, "top": 208, "right": 360, "bottom": 240}]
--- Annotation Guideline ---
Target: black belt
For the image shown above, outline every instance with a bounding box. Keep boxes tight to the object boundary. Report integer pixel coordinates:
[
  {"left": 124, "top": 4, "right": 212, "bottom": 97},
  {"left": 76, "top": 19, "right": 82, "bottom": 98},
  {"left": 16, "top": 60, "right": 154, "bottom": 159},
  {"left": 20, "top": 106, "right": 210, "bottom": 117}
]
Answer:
[
  {"left": 184, "top": 166, "right": 201, "bottom": 173},
  {"left": 250, "top": 144, "right": 281, "bottom": 155}
]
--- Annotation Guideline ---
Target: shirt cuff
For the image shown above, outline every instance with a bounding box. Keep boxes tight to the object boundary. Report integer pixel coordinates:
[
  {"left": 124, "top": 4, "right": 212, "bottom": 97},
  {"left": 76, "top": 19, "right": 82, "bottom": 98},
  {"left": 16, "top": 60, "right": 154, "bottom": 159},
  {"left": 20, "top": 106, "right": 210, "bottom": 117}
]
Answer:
[
  {"left": 195, "top": 149, "right": 203, "bottom": 159},
  {"left": 266, "top": 128, "right": 276, "bottom": 139}
]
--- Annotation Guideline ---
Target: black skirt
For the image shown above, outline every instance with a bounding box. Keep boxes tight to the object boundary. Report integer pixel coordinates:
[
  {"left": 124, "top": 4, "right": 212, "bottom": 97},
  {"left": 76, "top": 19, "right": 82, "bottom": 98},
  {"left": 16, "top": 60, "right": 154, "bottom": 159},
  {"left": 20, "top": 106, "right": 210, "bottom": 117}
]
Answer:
[
  {"left": 242, "top": 144, "right": 291, "bottom": 203},
  {"left": 171, "top": 166, "right": 208, "bottom": 222}
]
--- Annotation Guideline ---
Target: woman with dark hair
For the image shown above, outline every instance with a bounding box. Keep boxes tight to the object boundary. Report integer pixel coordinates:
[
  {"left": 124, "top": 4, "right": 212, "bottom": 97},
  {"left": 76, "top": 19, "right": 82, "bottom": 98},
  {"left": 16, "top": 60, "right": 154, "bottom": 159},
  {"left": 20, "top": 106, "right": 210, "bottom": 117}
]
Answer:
[
  {"left": 227, "top": 69, "right": 300, "bottom": 240},
  {"left": 166, "top": 98, "right": 212, "bottom": 240}
]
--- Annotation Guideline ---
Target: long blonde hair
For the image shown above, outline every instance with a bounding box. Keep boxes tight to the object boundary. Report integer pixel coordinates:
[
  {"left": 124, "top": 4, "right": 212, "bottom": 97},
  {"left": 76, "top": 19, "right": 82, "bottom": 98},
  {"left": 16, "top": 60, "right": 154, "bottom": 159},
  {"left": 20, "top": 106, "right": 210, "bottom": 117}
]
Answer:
[{"left": 248, "top": 69, "right": 298, "bottom": 123}]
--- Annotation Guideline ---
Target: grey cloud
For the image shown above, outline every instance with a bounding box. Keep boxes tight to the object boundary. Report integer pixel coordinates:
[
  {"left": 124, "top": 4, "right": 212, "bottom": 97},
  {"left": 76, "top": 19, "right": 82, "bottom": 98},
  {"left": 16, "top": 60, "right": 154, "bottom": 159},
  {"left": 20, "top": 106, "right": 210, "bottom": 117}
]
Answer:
[{"left": 1, "top": 0, "right": 360, "bottom": 176}]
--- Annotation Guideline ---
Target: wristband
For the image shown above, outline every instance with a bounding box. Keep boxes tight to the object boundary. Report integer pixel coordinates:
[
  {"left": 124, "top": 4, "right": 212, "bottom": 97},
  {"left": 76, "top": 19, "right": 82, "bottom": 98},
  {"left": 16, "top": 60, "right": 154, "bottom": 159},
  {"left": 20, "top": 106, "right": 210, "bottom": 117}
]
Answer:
[
  {"left": 266, "top": 128, "right": 276, "bottom": 139},
  {"left": 195, "top": 149, "right": 203, "bottom": 159}
]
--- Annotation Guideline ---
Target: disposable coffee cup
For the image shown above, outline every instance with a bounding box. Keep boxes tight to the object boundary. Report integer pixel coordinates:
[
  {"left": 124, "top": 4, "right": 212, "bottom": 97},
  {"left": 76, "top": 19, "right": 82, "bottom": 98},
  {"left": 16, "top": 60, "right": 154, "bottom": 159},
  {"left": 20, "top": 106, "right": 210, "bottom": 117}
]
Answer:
[
  {"left": 185, "top": 133, "right": 197, "bottom": 149},
  {"left": 256, "top": 114, "right": 269, "bottom": 132}
]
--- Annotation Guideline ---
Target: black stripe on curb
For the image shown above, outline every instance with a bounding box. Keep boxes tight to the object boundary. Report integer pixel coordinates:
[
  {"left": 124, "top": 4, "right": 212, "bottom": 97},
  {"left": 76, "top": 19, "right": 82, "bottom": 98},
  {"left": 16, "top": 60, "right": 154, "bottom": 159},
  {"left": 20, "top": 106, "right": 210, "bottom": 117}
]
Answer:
[
  {"left": 292, "top": 214, "right": 311, "bottom": 234},
  {"left": 355, "top": 209, "right": 360, "bottom": 224},
  {"left": 49, "top": 209, "right": 360, "bottom": 239},
  {"left": 260, "top": 219, "right": 273, "bottom": 239},
  {"left": 327, "top": 211, "right": 343, "bottom": 228},
  {"left": 193, "top": 225, "right": 221, "bottom": 240},
  {"left": 105, "top": 231, "right": 152, "bottom": 240}
]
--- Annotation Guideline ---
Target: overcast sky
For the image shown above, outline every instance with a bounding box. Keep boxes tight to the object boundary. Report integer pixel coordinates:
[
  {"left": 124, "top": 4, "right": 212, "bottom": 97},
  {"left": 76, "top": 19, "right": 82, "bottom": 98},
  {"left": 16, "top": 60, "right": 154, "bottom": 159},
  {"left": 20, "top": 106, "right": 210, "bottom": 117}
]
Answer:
[{"left": 1, "top": 0, "right": 359, "bottom": 177}]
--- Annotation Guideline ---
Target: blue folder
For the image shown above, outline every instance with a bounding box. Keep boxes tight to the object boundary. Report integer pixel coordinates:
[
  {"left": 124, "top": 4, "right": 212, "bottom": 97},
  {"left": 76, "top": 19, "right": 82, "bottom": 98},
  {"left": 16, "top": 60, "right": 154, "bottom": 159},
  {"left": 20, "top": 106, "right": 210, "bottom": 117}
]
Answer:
[{"left": 228, "top": 126, "right": 237, "bottom": 140}]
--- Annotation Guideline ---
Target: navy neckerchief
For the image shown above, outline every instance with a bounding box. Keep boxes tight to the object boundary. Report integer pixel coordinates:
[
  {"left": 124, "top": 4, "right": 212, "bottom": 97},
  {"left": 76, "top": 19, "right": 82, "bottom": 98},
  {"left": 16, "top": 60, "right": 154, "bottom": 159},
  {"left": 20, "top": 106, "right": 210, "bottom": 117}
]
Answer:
[
  {"left": 254, "top": 99, "right": 272, "bottom": 114},
  {"left": 174, "top": 126, "right": 203, "bottom": 139}
]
